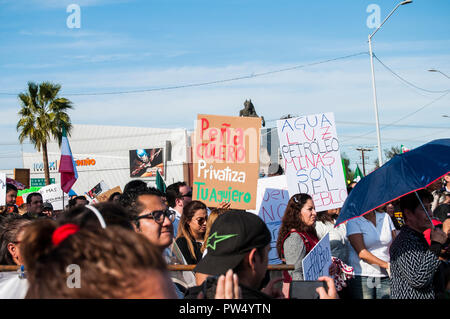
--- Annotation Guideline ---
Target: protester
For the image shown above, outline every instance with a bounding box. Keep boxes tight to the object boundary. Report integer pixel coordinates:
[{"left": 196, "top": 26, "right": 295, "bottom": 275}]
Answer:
[
  {"left": 276, "top": 194, "right": 319, "bottom": 287},
  {"left": 315, "top": 208, "right": 348, "bottom": 263},
  {"left": 108, "top": 192, "right": 121, "bottom": 202},
  {"left": 175, "top": 200, "right": 207, "bottom": 265},
  {"left": 186, "top": 210, "right": 282, "bottom": 299},
  {"left": 42, "top": 202, "right": 54, "bottom": 219},
  {"left": 22, "top": 193, "right": 46, "bottom": 219},
  {"left": 431, "top": 173, "right": 450, "bottom": 211},
  {"left": 0, "top": 214, "right": 32, "bottom": 265},
  {"left": 346, "top": 207, "right": 396, "bottom": 299},
  {"left": 166, "top": 181, "right": 192, "bottom": 237},
  {"left": 390, "top": 189, "right": 448, "bottom": 299},
  {"left": 0, "top": 214, "right": 32, "bottom": 298},
  {"left": 68, "top": 195, "right": 89, "bottom": 208},
  {"left": 3, "top": 183, "right": 19, "bottom": 215},
  {"left": 21, "top": 220, "right": 178, "bottom": 299}
]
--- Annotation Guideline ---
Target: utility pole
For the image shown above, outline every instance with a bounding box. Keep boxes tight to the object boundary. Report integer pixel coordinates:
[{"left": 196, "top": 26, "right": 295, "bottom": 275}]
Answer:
[{"left": 356, "top": 147, "right": 373, "bottom": 176}]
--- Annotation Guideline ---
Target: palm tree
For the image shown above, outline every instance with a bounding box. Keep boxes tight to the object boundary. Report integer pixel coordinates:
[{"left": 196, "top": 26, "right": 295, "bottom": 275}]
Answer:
[{"left": 16, "top": 81, "right": 73, "bottom": 186}]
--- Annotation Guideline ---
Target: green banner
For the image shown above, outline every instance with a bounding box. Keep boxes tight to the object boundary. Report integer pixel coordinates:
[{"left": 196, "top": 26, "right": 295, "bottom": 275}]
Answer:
[{"left": 30, "top": 178, "right": 55, "bottom": 187}]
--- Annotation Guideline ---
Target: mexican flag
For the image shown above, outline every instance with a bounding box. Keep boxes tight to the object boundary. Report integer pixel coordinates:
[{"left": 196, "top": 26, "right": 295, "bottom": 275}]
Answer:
[
  {"left": 401, "top": 144, "right": 410, "bottom": 153},
  {"left": 353, "top": 164, "right": 364, "bottom": 182},
  {"left": 156, "top": 169, "right": 166, "bottom": 192},
  {"left": 58, "top": 127, "right": 78, "bottom": 193}
]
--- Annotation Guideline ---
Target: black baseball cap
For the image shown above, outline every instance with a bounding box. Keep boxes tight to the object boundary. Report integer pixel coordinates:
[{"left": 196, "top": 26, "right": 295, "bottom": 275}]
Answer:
[
  {"left": 43, "top": 202, "right": 53, "bottom": 210},
  {"left": 194, "top": 210, "right": 271, "bottom": 276}
]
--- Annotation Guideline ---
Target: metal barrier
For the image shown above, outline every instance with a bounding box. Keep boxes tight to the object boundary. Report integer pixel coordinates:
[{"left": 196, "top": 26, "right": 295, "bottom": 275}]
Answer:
[{"left": 1, "top": 264, "right": 294, "bottom": 272}]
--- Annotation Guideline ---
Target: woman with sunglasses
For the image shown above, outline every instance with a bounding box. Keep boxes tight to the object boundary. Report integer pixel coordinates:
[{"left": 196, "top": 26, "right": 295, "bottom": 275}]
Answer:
[{"left": 176, "top": 200, "right": 208, "bottom": 265}]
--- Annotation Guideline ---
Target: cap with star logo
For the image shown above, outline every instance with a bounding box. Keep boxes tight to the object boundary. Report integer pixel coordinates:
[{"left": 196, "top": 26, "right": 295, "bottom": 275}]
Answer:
[{"left": 194, "top": 210, "right": 271, "bottom": 276}]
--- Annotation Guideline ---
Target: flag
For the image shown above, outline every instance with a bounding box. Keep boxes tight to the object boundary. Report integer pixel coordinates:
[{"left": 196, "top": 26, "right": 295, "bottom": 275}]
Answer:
[
  {"left": 156, "top": 169, "right": 166, "bottom": 192},
  {"left": 58, "top": 127, "right": 78, "bottom": 193},
  {"left": 401, "top": 144, "right": 410, "bottom": 153},
  {"left": 353, "top": 164, "right": 364, "bottom": 182},
  {"left": 341, "top": 158, "right": 348, "bottom": 184}
]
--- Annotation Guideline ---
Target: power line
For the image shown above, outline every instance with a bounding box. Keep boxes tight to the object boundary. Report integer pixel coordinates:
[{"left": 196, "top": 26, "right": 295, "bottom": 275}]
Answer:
[
  {"left": 0, "top": 52, "right": 369, "bottom": 97},
  {"left": 373, "top": 54, "right": 450, "bottom": 94}
]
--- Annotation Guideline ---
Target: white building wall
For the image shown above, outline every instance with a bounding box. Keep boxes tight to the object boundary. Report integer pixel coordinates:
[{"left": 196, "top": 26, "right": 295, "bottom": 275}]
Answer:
[{"left": 22, "top": 124, "right": 188, "bottom": 195}]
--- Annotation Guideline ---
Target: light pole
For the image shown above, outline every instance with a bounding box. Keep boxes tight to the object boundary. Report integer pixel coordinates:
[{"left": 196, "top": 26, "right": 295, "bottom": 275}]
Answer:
[
  {"left": 428, "top": 69, "right": 450, "bottom": 79},
  {"left": 368, "top": 0, "right": 412, "bottom": 167}
]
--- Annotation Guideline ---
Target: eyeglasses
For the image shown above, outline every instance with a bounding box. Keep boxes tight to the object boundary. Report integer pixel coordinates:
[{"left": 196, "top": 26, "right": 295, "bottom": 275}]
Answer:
[
  {"left": 136, "top": 209, "right": 175, "bottom": 225},
  {"left": 179, "top": 191, "right": 192, "bottom": 199}
]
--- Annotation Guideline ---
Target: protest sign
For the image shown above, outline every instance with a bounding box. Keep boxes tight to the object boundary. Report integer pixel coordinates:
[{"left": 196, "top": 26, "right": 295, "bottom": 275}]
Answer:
[
  {"left": 277, "top": 112, "right": 348, "bottom": 211},
  {"left": 192, "top": 114, "right": 261, "bottom": 210},
  {"left": 85, "top": 180, "right": 109, "bottom": 201},
  {"left": 302, "top": 233, "right": 332, "bottom": 280},
  {"left": 38, "top": 183, "right": 69, "bottom": 211},
  {"left": 0, "top": 173, "right": 6, "bottom": 206},
  {"left": 258, "top": 188, "right": 290, "bottom": 264},
  {"left": 249, "top": 175, "right": 288, "bottom": 215},
  {"left": 95, "top": 186, "right": 122, "bottom": 202}
]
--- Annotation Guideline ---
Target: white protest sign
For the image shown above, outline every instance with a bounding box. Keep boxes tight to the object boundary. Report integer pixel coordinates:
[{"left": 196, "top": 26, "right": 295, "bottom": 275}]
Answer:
[
  {"left": 302, "top": 233, "right": 332, "bottom": 281},
  {"left": 248, "top": 175, "right": 288, "bottom": 214},
  {"left": 276, "top": 112, "right": 348, "bottom": 211},
  {"left": 38, "top": 183, "right": 69, "bottom": 211},
  {"left": 258, "top": 188, "right": 290, "bottom": 264},
  {"left": 0, "top": 173, "right": 6, "bottom": 206}
]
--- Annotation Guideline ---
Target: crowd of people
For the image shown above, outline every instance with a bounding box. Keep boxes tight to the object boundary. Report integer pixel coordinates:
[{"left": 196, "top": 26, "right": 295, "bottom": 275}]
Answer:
[{"left": 0, "top": 172, "right": 449, "bottom": 299}]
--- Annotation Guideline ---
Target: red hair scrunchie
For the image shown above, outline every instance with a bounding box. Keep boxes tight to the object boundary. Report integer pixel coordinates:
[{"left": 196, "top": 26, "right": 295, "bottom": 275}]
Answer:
[{"left": 52, "top": 224, "right": 80, "bottom": 247}]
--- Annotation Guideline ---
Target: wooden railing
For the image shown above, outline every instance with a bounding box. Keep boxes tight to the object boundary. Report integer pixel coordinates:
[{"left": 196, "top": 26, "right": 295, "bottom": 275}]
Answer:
[{"left": 1, "top": 264, "right": 294, "bottom": 272}]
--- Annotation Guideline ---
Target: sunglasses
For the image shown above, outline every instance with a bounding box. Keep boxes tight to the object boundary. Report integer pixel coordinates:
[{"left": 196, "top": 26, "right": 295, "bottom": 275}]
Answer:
[
  {"left": 136, "top": 209, "right": 175, "bottom": 225},
  {"left": 179, "top": 191, "right": 192, "bottom": 199}
]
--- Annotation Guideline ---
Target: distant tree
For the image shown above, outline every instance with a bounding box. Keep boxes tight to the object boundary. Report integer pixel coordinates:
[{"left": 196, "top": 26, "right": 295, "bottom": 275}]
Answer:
[
  {"left": 17, "top": 82, "right": 73, "bottom": 185},
  {"left": 341, "top": 153, "right": 354, "bottom": 184},
  {"left": 373, "top": 145, "right": 402, "bottom": 168}
]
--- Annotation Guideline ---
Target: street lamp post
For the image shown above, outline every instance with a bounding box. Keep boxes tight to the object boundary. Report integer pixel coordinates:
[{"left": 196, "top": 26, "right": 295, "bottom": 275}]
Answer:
[
  {"left": 368, "top": 0, "right": 412, "bottom": 167},
  {"left": 428, "top": 69, "right": 450, "bottom": 79}
]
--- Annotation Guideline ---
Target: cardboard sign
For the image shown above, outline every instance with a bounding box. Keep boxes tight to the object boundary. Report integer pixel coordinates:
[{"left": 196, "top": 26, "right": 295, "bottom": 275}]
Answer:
[
  {"left": 95, "top": 186, "right": 122, "bottom": 202},
  {"left": 13, "top": 168, "right": 30, "bottom": 190},
  {"left": 302, "top": 233, "right": 332, "bottom": 281},
  {"left": 38, "top": 183, "right": 69, "bottom": 211},
  {"left": 258, "top": 188, "right": 290, "bottom": 264},
  {"left": 277, "top": 113, "right": 348, "bottom": 211},
  {"left": 192, "top": 114, "right": 261, "bottom": 210},
  {"left": 0, "top": 173, "right": 6, "bottom": 206}
]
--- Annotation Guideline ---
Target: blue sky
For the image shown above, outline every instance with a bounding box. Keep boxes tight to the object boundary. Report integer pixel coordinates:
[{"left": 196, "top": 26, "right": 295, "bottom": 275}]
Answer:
[{"left": 1, "top": 0, "right": 449, "bottom": 172}]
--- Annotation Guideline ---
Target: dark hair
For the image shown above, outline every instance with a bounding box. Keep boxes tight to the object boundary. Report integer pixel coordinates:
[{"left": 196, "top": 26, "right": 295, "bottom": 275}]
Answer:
[
  {"left": 165, "top": 182, "right": 187, "bottom": 208},
  {"left": 400, "top": 189, "right": 433, "bottom": 218},
  {"left": 118, "top": 180, "right": 149, "bottom": 208},
  {"left": 6, "top": 183, "right": 18, "bottom": 194},
  {"left": 433, "top": 203, "right": 450, "bottom": 223},
  {"left": 21, "top": 221, "right": 168, "bottom": 298},
  {"left": 317, "top": 209, "right": 338, "bottom": 223},
  {"left": 68, "top": 196, "right": 88, "bottom": 208},
  {"left": 177, "top": 200, "right": 207, "bottom": 260},
  {"left": 276, "top": 193, "right": 317, "bottom": 259},
  {"left": 26, "top": 192, "right": 42, "bottom": 205},
  {"left": 56, "top": 202, "right": 134, "bottom": 231},
  {"left": 108, "top": 192, "right": 121, "bottom": 202},
  {"left": 0, "top": 214, "right": 32, "bottom": 265}
]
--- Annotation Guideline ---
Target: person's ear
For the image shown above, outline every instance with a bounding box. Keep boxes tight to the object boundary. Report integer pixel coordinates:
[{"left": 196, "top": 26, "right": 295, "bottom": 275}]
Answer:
[
  {"left": 7, "top": 243, "right": 18, "bottom": 259},
  {"left": 248, "top": 248, "right": 258, "bottom": 271}
]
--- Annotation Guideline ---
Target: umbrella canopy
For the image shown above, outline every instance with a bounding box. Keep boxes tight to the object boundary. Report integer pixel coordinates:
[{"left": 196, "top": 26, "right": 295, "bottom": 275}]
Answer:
[{"left": 336, "top": 138, "right": 450, "bottom": 226}]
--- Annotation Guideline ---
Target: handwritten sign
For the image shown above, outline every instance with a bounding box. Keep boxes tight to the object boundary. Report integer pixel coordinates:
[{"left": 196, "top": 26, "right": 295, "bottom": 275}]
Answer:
[
  {"left": 276, "top": 112, "right": 348, "bottom": 211},
  {"left": 38, "top": 183, "right": 69, "bottom": 211},
  {"left": 0, "top": 173, "right": 6, "bottom": 206},
  {"left": 302, "top": 233, "right": 332, "bottom": 281},
  {"left": 192, "top": 114, "right": 261, "bottom": 210},
  {"left": 258, "top": 188, "right": 290, "bottom": 264}
]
